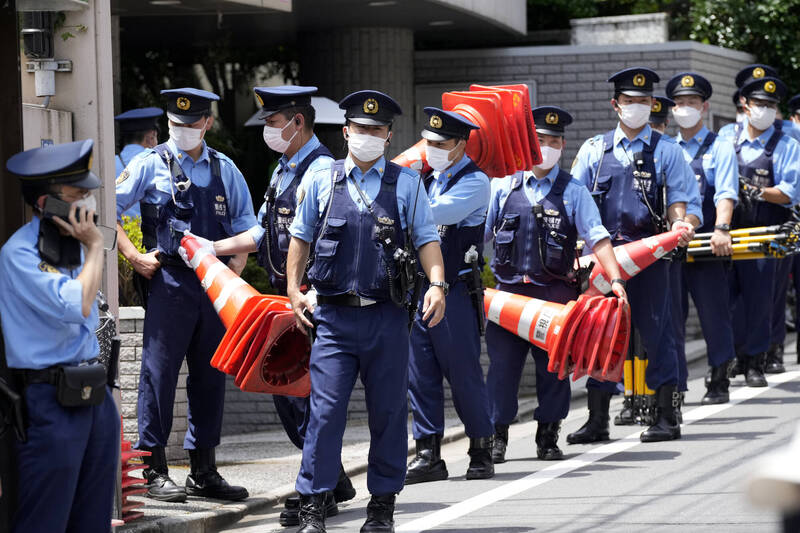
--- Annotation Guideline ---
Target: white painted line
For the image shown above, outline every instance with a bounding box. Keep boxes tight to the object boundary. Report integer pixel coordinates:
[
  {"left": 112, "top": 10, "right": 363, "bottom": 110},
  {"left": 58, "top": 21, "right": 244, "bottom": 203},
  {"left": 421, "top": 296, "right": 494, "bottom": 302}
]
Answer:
[{"left": 397, "top": 371, "right": 800, "bottom": 533}]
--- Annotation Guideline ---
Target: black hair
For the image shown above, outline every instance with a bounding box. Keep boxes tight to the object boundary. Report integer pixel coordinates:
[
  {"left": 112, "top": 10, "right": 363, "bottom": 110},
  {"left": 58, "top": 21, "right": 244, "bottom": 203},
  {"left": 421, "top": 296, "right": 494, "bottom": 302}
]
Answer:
[
  {"left": 279, "top": 105, "right": 316, "bottom": 131},
  {"left": 21, "top": 182, "right": 59, "bottom": 209},
  {"left": 121, "top": 130, "right": 152, "bottom": 146}
]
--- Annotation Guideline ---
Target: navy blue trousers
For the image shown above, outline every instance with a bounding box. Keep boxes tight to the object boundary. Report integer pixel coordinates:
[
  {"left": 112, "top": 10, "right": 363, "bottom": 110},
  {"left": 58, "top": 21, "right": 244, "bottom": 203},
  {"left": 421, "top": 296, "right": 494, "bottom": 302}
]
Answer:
[
  {"left": 296, "top": 301, "right": 409, "bottom": 496},
  {"left": 137, "top": 266, "right": 226, "bottom": 450},
  {"left": 486, "top": 281, "right": 575, "bottom": 425},
  {"left": 770, "top": 257, "right": 792, "bottom": 346},
  {"left": 588, "top": 259, "right": 677, "bottom": 392},
  {"left": 13, "top": 384, "right": 119, "bottom": 533},
  {"left": 273, "top": 395, "right": 309, "bottom": 450},
  {"left": 408, "top": 281, "right": 493, "bottom": 440},
  {"left": 730, "top": 259, "right": 776, "bottom": 357}
]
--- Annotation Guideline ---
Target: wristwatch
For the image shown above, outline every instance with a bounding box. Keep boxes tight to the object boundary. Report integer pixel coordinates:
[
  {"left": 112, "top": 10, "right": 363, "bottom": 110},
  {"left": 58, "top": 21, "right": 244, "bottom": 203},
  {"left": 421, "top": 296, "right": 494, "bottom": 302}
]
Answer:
[
  {"left": 430, "top": 281, "right": 449, "bottom": 296},
  {"left": 610, "top": 278, "right": 626, "bottom": 288},
  {"left": 714, "top": 224, "right": 731, "bottom": 231}
]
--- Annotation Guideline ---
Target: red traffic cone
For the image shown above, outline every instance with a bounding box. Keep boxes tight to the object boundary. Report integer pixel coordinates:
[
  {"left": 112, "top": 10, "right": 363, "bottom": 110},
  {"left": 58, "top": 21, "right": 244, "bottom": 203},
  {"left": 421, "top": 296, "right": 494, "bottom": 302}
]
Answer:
[
  {"left": 579, "top": 229, "right": 685, "bottom": 296},
  {"left": 181, "top": 235, "right": 311, "bottom": 397}
]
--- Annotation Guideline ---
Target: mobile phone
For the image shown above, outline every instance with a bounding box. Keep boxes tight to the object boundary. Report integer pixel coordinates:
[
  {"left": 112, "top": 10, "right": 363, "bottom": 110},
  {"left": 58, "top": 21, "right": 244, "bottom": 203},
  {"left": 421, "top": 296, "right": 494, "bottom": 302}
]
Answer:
[{"left": 43, "top": 195, "right": 98, "bottom": 224}]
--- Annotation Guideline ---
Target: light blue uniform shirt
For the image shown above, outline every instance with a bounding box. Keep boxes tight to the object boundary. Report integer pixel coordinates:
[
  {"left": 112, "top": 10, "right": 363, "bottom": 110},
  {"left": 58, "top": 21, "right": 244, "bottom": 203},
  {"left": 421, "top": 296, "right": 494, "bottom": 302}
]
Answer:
[
  {"left": 249, "top": 135, "right": 333, "bottom": 245},
  {"left": 733, "top": 124, "right": 800, "bottom": 205},
  {"left": 676, "top": 125, "right": 739, "bottom": 208},
  {"left": 115, "top": 138, "right": 256, "bottom": 232},
  {"left": 572, "top": 124, "right": 695, "bottom": 207},
  {"left": 719, "top": 118, "right": 800, "bottom": 145},
  {"left": 0, "top": 217, "right": 99, "bottom": 369},
  {"left": 116, "top": 144, "right": 148, "bottom": 218},
  {"left": 290, "top": 154, "right": 440, "bottom": 248},
  {"left": 484, "top": 165, "right": 611, "bottom": 250}
]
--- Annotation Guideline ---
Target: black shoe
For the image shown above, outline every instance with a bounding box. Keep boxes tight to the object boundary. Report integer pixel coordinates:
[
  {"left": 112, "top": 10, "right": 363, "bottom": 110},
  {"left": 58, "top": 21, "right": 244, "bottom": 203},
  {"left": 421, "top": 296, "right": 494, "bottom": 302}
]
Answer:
[
  {"left": 745, "top": 353, "right": 768, "bottom": 387},
  {"left": 765, "top": 344, "right": 786, "bottom": 374},
  {"left": 280, "top": 494, "right": 339, "bottom": 527},
  {"left": 405, "top": 435, "right": 448, "bottom": 485},
  {"left": 297, "top": 493, "right": 328, "bottom": 533},
  {"left": 140, "top": 446, "right": 187, "bottom": 503},
  {"left": 535, "top": 422, "right": 563, "bottom": 460},
  {"left": 729, "top": 356, "right": 745, "bottom": 379},
  {"left": 614, "top": 396, "right": 635, "bottom": 426},
  {"left": 186, "top": 448, "right": 249, "bottom": 501},
  {"left": 567, "top": 389, "right": 611, "bottom": 444},
  {"left": 640, "top": 385, "right": 681, "bottom": 442},
  {"left": 333, "top": 465, "right": 356, "bottom": 503},
  {"left": 492, "top": 424, "right": 509, "bottom": 464},
  {"left": 704, "top": 366, "right": 712, "bottom": 388},
  {"left": 465, "top": 437, "right": 494, "bottom": 479},
  {"left": 702, "top": 362, "right": 731, "bottom": 405},
  {"left": 360, "top": 493, "right": 395, "bottom": 533}
]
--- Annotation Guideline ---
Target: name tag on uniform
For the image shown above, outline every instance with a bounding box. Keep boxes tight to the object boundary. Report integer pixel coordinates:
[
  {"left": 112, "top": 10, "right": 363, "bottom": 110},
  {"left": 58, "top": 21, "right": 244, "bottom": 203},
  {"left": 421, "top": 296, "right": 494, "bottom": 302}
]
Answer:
[{"left": 214, "top": 195, "right": 227, "bottom": 217}]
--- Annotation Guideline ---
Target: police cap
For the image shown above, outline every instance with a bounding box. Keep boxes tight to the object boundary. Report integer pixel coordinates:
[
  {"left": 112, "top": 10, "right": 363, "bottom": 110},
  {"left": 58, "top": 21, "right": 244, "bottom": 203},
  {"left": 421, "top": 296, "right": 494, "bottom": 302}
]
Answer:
[
  {"left": 161, "top": 87, "right": 219, "bottom": 124},
  {"left": 254, "top": 85, "right": 317, "bottom": 119},
  {"left": 421, "top": 107, "right": 479, "bottom": 141},
  {"left": 649, "top": 96, "right": 675, "bottom": 124},
  {"left": 740, "top": 76, "right": 788, "bottom": 104},
  {"left": 666, "top": 72, "right": 712, "bottom": 100},
  {"left": 531, "top": 105, "right": 573, "bottom": 136},
  {"left": 114, "top": 107, "right": 163, "bottom": 133},
  {"left": 608, "top": 67, "right": 660, "bottom": 97},
  {"left": 735, "top": 64, "right": 779, "bottom": 89},
  {"left": 339, "top": 90, "right": 402, "bottom": 126},
  {"left": 6, "top": 139, "right": 100, "bottom": 189}
]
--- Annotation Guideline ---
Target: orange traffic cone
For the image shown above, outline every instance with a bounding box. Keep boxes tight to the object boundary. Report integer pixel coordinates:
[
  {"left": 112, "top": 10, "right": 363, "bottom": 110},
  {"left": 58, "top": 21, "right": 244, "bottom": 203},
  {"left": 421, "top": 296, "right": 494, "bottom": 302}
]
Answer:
[
  {"left": 181, "top": 235, "right": 311, "bottom": 397},
  {"left": 484, "top": 288, "right": 630, "bottom": 382},
  {"left": 579, "top": 229, "right": 686, "bottom": 296},
  {"left": 119, "top": 419, "right": 149, "bottom": 523}
]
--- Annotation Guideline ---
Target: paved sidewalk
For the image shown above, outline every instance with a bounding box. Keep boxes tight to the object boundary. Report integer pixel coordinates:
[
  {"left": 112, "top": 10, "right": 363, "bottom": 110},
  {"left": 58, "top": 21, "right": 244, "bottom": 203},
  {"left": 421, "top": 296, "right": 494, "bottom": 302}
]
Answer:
[{"left": 119, "top": 338, "right": 712, "bottom": 532}]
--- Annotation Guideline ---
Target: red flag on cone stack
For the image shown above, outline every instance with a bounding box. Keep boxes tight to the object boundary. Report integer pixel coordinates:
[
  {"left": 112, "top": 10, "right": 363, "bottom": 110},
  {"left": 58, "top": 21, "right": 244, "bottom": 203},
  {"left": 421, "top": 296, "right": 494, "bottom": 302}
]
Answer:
[
  {"left": 579, "top": 229, "right": 685, "bottom": 296},
  {"left": 483, "top": 288, "right": 630, "bottom": 382},
  {"left": 182, "top": 235, "right": 311, "bottom": 397}
]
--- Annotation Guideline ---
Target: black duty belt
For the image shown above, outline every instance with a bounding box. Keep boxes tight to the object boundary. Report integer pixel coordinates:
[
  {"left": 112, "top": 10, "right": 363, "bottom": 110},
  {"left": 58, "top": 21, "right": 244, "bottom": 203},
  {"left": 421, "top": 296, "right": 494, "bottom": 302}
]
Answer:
[
  {"left": 13, "top": 366, "right": 60, "bottom": 387},
  {"left": 158, "top": 254, "right": 191, "bottom": 268},
  {"left": 316, "top": 294, "right": 381, "bottom": 307}
]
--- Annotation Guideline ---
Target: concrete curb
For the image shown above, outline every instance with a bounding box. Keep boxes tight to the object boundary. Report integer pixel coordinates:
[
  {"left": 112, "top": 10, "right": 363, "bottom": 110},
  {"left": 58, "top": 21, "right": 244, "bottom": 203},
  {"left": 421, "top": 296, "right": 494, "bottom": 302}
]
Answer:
[{"left": 119, "top": 338, "right": 711, "bottom": 532}]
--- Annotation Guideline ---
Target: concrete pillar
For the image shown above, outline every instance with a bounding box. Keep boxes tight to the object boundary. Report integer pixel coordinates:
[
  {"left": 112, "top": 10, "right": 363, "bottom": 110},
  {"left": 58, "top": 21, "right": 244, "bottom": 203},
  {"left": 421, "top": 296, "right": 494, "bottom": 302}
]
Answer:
[
  {"left": 299, "top": 27, "right": 415, "bottom": 157},
  {"left": 0, "top": 0, "right": 23, "bottom": 245}
]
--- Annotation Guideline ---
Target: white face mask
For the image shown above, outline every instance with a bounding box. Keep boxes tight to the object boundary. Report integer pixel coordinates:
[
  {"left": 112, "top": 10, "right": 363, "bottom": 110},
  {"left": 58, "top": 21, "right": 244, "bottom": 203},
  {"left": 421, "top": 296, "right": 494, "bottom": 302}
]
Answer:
[
  {"left": 747, "top": 104, "right": 777, "bottom": 130},
  {"left": 617, "top": 103, "right": 651, "bottom": 129},
  {"left": 347, "top": 130, "right": 388, "bottom": 162},
  {"left": 426, "top": 144, "right": 459, "bottom": 172},
  {"left": 534, "top": 145, "right": 562, "bottom": 170},
  {"left": 73, "top": 194, "right": 97, "bottom": 212},
  {"left": 169, "top": 118, "right": 207, "bottom": 152},
  {"left": 263, "top": 120, "right": 298, "bottom": 153},
  {"left": 672, "top": 105, "right": 703, "bottom": 129},
  {"left": 736, "top": 112, "right": 746, "bottom": 123}
]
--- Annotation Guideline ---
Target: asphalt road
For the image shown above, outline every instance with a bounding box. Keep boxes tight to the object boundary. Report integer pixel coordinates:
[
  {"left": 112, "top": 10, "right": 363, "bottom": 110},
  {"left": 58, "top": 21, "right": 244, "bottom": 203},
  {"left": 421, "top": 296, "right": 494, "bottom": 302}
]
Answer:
[{"left": 223, "top": 358, "right": 800, "bottom": 533}]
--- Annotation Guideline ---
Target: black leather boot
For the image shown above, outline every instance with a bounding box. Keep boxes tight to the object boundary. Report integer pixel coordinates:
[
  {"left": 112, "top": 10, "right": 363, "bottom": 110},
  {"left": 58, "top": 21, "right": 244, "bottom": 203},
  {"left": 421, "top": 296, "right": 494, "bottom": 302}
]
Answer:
[
  {"left": 465, "top": 437, "right": 494, "bottom": 479},
  {"left": 640, "top": 385, "right": 681, "bottom": 442},
  {"left": 614, "top": 396, "right": 635, "bottom": 425},
  {"left": 492, "top": 424, "right": 509, "bottom": 464},
  {"left": 405, "top": 434, "right": 447, "bottom": 485},
  {"left": 280, "top": 493, "right": 339, "bottom": 527},
  {"left": 297, "top": 493, "right": 328, "bottom": 533},
  {"left": 745, "top": 353, "right": 768, "bottom": 387},
  {"left": 360, "top": 493, "right": 395, "bottom": 533},
  {"left": 186, "top": 448, "right": 249, "bottom": 501},
  {"left": 567, "top": 389, "right": 611, "bottom": 444},
  {"left": 702, "top": 362, "right": 731, "bottom": 405},
  {"left": 675, "top": 392, "right": 684, "bottom": 424},
  {"left": 333, "top": 464, "right": 356, "bottom": 502},
  {"left": 729, "top": 355, "right": 745, "bottom": 378},
  {"left": 535, "top": 422, "right": 563, "bottom": 460},
  {"left": 765, "top": 343, "right": 786, "bottom": 374},
  {"left": 140, "top": 446, "right": 187, "bottom": 503}
]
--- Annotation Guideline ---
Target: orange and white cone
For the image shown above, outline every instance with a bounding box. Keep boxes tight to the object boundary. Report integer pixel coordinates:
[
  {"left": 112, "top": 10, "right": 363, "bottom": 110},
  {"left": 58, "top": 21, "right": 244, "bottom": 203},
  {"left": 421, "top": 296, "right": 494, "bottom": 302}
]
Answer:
[
  {"left": 181, "top": 235, "right": 311, "bottom": 397},
  {"left": 579, "top": 229, "right": 685, "bottom": 296},
  {"left": 484, "top": 288, "right": 630, "bottom": 382}
]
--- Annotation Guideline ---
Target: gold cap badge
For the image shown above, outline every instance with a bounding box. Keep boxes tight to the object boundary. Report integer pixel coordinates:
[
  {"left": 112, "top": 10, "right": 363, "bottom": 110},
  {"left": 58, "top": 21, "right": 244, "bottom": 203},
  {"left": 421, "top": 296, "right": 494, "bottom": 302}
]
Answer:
[
  {"left": 177, "top": 97, "right": 191, "bottom": 111},
  {"left": 363, "top": 98, "right": 379, "bottom": 114},
  {"left": 681, "top": 75, "right": 694, "bottom": 87},
  {"left": 633, "top": 73, "right": 646, "bottom": 87},
  {"left": 429, "top": 115, "right": 443, "bottom": 129},
  {"left": 753, "top": 67, "right": 765, "bottom": 79},
  {"left": 764, "top": 81, "right": 777, "bottom": 93},
  {"left": 256, "top": 94, "right": 264, "bottom": 107},
  {"left": 652, "top": 100, "right": 662, "bottom": 113},
  {"left": 545, "top": 112, "right": 559, "bottom": 125}
]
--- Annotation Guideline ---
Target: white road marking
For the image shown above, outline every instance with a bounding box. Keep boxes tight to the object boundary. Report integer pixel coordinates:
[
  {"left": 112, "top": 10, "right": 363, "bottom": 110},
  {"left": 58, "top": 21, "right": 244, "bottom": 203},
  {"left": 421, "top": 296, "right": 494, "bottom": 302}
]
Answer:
[{"left": 397, "top": 371, "right": 800, "bottom": 532}]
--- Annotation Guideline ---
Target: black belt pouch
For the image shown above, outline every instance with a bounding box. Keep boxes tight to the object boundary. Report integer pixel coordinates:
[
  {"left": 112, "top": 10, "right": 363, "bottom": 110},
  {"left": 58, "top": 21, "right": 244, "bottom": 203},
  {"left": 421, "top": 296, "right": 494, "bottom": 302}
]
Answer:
[{"left": 56, "top": 365, "right": 107, "bottom": 407}]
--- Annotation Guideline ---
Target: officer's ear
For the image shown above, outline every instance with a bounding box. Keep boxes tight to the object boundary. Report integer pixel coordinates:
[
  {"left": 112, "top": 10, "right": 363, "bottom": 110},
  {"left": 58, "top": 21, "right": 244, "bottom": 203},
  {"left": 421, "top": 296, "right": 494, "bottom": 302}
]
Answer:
[
  {"left": 204, "top": 115, "right": 215, "bottom": 131},
  {"left": 342, "top": 125, "right": 349, "bottom": 140},
  {"left": 294, "top": 113, "right": 303, "bottom": 129},
  {"left": 610, "top": 98, "right": 619, "bottom": 112},
  {"left": 702, "top": 100, "right": 710, "bottom": 114}
]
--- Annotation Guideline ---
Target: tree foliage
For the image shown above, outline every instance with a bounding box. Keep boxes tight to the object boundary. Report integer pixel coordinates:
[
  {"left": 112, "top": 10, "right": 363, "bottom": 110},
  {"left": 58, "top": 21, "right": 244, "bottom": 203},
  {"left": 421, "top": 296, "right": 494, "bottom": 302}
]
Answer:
[{"left": 689, "top": 0, "right": 800, "bottom": 95}]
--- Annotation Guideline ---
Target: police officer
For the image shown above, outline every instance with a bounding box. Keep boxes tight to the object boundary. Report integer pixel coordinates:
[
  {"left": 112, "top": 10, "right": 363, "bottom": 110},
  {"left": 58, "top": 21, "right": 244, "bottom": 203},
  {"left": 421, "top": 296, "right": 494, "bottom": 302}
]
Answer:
[
  {"left": 649, "top": 95, "right": 675, "bottom": 134},
  {"left": 569, "top": 68, "right": 697, "bottom": 444},
  {"left": 116, "top": 88, "right": 254, "bottom": 502},
  {"left": 790, "top": 94, "right": 800, "bottom": 365},
  {"left": 179, "top": 86, "right": 355, "bottom": 523},
  {"left": 405, "top": 107, "right": 493, "bottom": 484},
  {"left": 286, "top": 90, "right": 446, "bottom": 533},
  {"left": 721, "top": 76, "right": 800, "bottom": 386},
  {"left": 485, "top": 106, "right": 627, "bottom": 463},
  {"left": 666, "top": 72, "right": 738, "bottom": 404},
  {"left": 115, "top": 107, "right": 163, "bottom": 217},
  {"left": 1, "top": 140, "right": 120, "bottom": 532}
]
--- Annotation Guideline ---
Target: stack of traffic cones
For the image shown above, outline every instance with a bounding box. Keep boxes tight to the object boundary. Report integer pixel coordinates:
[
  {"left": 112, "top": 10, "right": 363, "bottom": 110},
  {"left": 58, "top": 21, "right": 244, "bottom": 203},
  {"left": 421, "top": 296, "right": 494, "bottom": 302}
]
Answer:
[
  {"left": 181, "top": 235, "right": 311, "bottom": 397},
  {"left": 119, "top": 420, "right": 150, "bottom": 523}
]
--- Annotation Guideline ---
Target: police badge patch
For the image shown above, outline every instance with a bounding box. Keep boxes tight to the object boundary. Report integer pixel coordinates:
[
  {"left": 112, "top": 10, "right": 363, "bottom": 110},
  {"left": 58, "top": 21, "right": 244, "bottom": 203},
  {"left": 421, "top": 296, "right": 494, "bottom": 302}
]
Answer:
[
  {"left": 116, "top": 168, "right": 130, "bottom": 185},
  {"left": 38, "top": 261, "right": 59, "bottom": 274}
]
